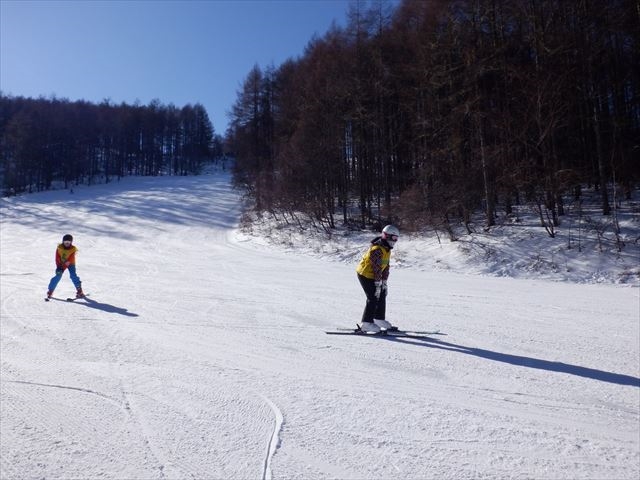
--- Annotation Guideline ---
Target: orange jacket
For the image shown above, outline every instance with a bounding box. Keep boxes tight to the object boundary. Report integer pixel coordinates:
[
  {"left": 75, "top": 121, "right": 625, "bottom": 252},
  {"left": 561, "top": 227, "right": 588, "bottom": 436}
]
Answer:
[{"left": 56, "top": 244, "right": 77, "bottom": 268}]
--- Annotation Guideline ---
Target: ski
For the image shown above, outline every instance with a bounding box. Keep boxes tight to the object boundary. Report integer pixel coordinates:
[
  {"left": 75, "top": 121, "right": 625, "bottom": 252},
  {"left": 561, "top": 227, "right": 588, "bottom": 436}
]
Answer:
[
  {"left": 45, "top": 294, "right": 89, "bottom": 302},
  {"left": 326, "top": 326, "right": 443, "bottom": 337},
  {"left": 325, "top": 330, "right": 437, "bottom": 339},
  {"left": 331, "top": 326, "right": 443, "bottom": 336},
  {"left": 67, "top": 294, "right": 89, "bottom": 302}
]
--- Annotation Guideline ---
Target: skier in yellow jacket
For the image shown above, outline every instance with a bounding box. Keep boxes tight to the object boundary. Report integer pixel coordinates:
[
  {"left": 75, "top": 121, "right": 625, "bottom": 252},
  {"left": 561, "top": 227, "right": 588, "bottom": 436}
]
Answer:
[
  {"left": 356, "top": 225, "right": 399, "bottom": 333},
  {"left": 46, "top": 234, "right": 84, "bottom": 299}
]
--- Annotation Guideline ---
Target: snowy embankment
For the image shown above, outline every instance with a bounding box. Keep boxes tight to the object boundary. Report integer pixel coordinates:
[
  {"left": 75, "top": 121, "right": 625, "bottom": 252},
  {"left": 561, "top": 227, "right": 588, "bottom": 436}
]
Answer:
[
  {"left": 238, "top": 189, "right": 640, "bottom": 286},
  {"left": 1, "top": 169, "right": 638, "bottom": 480}
]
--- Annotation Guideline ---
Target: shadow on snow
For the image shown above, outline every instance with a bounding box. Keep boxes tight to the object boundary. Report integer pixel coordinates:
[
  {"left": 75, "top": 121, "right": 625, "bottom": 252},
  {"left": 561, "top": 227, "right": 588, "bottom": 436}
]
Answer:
[
  {"left": 70, "top": 297, "right": 139, "bottom": 317},
  {"left": 384, "top": 334, "right": 640, "bottom": 388}
]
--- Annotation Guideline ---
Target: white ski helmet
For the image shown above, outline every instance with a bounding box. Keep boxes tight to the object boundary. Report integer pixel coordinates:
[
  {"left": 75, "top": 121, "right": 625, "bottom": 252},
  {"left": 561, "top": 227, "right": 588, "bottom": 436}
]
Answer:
[{"left": 382, "top": 225, "right": 399, "bottom": 247}]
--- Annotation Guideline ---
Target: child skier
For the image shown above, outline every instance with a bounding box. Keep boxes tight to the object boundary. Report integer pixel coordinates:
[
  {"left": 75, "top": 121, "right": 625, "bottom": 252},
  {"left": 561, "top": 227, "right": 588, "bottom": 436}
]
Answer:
[
  {"left": 356, "top": 224, "right": 399, "bottom": 333},
  {"left": 46, "top": 234, "right": 84, "bottom": 299}
]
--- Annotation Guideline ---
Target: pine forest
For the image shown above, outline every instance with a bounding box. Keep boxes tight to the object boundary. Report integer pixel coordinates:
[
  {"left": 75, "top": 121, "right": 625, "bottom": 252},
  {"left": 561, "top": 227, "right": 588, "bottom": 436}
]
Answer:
[{"left": 227, "top": 0, "right": 638, "bottom": 235}]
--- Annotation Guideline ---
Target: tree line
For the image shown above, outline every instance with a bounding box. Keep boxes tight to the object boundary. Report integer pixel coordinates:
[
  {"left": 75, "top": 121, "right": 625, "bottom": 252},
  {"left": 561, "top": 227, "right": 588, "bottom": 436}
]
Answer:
[
  {"left": 227, "top": 0, "right": 639, "bottom": 236},
  {"left": 0, "top": 95, "right": 222, "bottom": 195}
]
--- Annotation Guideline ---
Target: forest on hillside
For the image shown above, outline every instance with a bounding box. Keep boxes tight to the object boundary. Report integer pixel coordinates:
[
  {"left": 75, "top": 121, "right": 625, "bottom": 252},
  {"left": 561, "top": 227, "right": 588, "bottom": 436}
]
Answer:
[
  {"left": 0, "top": 96, "right": 222, "bottom": 195},
  {"left": 227, "top": 0, "right": 639, "bottom": 235}
]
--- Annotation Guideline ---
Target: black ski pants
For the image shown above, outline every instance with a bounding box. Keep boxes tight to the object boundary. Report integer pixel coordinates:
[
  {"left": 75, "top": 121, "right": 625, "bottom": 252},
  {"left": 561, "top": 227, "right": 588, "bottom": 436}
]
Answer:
[{"left": 358, "top": 273, "right": 386, "bottom": 323}]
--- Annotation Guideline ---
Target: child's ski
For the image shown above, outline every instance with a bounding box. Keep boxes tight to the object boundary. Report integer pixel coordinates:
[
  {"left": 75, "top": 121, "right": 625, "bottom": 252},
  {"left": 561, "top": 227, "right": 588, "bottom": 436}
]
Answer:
[{"left": 45, "top": 294, "right": 89, "bottom": 302}]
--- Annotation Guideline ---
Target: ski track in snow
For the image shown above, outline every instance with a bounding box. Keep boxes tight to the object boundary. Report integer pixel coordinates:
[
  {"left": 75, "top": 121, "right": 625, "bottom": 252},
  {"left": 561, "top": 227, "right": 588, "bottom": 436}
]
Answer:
[
  {"left": 258, "top": 393, "right": 284, "bottom": 480},
  {"left": 1, "top": 170, "right": 639, "bottom": 479}
]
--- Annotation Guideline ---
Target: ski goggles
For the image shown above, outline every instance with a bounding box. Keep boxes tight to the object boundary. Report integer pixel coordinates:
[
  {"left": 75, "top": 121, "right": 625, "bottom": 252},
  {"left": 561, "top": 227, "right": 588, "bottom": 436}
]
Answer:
[{"left": 386, "top": 234, "right": 399, "bottom": 241}]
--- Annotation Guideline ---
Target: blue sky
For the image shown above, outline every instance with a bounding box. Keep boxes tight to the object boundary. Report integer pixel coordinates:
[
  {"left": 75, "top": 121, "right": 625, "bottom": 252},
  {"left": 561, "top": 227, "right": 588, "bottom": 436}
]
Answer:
[{"left": 1, "top": 0, "right": 364, "bottom": 135}]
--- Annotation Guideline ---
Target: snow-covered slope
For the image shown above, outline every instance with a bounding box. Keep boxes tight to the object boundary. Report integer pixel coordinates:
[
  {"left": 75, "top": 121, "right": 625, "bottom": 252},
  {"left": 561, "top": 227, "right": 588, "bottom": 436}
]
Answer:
[{"left": 1, "top": 170, "right": 638, "bottom": 479}]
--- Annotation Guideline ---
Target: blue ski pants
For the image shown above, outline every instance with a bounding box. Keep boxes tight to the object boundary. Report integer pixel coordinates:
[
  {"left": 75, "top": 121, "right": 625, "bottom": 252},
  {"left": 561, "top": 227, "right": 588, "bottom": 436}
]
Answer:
[{"left": 48, "top": 265, "right": 81, "bottom": 293}]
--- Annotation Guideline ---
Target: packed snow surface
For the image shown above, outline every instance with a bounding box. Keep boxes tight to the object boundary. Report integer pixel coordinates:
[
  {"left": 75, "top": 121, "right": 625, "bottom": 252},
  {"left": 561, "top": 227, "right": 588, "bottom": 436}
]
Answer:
[{"left": 1, "top": 170, "right": 638, "bottom": 479}]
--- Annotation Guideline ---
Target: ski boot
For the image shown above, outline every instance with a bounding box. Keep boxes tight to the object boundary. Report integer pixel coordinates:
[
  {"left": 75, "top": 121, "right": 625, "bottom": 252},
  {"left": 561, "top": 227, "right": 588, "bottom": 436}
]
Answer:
[
  {"left": 374, "top": 319, "right": 395, "bottom": 331},
  {"left": 359, "top": 321, "right": 381, "bottom": 334}
]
